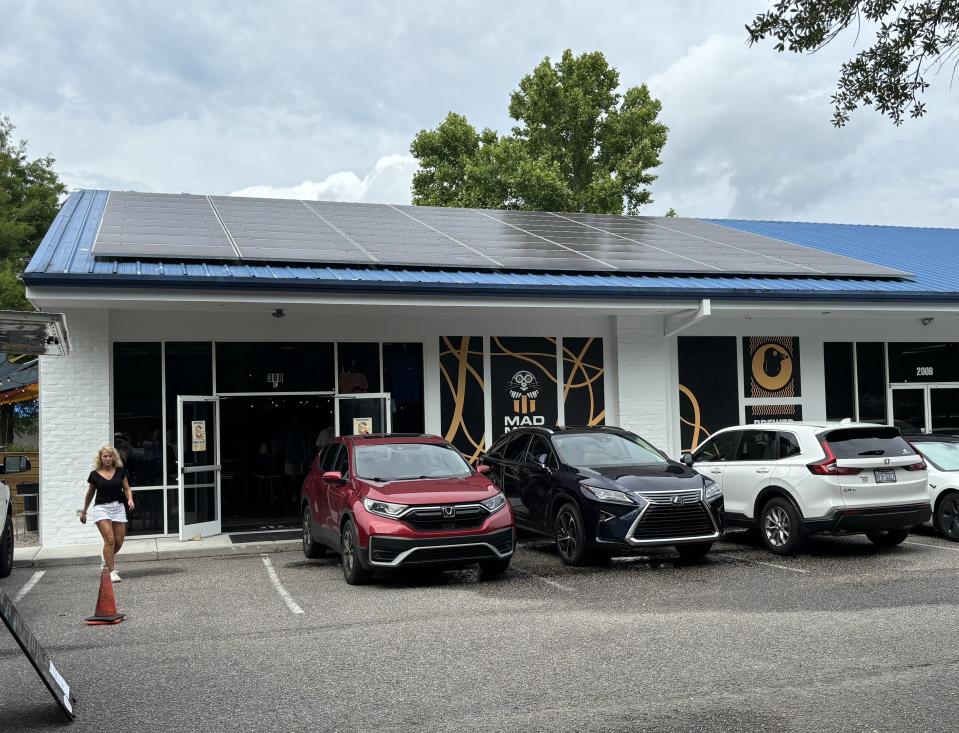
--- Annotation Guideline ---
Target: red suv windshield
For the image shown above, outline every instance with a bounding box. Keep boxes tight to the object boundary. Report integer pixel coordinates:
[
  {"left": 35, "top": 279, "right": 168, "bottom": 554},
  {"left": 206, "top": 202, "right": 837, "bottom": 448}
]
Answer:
[{"left": 354, "top": 443, "right": 472, "bottom": 481}]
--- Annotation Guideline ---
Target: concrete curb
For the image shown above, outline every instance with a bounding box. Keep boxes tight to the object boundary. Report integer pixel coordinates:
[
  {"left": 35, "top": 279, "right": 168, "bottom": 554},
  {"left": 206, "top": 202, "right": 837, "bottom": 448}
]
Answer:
[{"left": 13, "top": 539, "right": 302, "bottom": 568}]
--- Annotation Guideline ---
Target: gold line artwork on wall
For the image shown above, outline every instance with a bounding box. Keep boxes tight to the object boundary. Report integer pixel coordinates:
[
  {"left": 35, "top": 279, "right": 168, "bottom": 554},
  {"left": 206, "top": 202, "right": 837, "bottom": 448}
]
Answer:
[
  {"left": 561, "top": 337, "right": 606, "bottom": 426},
  {"left": 439, "top": 336, "right": 486, "bottom": 463},
  {"left": 678, "top": 384, "right": 711, "bottom": 452}
]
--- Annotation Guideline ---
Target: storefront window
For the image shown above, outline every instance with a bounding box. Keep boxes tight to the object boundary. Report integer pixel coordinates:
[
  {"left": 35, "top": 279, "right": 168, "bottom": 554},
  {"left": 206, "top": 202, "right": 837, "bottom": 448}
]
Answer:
[
  {"left": 113, "top": 343, "right": 163, "bottom": 487},
  {"left": 856, "top": 342, "right": 887, "bottom": 423},
  {"left": 888, "top": 343, "right": 959, "bottom": 383},
  {"left": 383, "top": 343, "right": 424, "bottom": 433},
  {"left": 824, "top": 342, "right": 855, "bottom": 421},
  {"left": 337, "top": 342, "right": 380, "bottom": 393},
  {"left": 127, "top": 488, "right": 164, "bottom": 536},
  {"left": 165, "top": 342, "right": 213, "bottom": 482},
  {"left": 215, "top": 342, "right": 334, "bottom": 393}
]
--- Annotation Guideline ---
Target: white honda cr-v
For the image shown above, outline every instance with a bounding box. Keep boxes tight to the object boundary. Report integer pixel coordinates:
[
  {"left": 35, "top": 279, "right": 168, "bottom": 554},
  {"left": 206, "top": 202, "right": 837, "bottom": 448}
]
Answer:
[{"left": 684, "top": 422, "right": 930, "bottom": 555}]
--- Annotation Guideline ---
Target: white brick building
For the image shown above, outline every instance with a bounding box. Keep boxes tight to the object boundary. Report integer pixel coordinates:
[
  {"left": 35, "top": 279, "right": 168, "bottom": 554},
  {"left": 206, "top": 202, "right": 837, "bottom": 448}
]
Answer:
[{"left": 23, "top": 190, "right": 959, "bottom": 547}]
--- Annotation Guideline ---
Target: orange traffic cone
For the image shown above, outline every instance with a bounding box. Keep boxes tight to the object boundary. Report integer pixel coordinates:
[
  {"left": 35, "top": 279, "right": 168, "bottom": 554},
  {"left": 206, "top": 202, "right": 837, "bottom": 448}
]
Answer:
[{"left": 85, "top": 569, "right": 125, "bottom": 625}]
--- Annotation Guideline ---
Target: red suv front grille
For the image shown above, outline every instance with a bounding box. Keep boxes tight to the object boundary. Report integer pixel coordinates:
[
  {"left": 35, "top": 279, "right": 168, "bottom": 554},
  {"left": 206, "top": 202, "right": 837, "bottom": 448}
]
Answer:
[{"left": 402, "top": 504, "right": 487, "bottom": 531}]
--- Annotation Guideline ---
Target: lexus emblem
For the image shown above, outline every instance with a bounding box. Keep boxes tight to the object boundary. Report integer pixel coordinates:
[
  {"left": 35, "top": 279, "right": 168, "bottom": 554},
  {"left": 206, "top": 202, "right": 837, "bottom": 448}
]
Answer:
[
  {"left": 671, "top": 495, "right": 681, "bottom": 504},
  {"left": 442, "top": 505, "right": 456, "bottom": 518},
  {"left": 884, "top": 458, "right": 891, "bottom": 465}
]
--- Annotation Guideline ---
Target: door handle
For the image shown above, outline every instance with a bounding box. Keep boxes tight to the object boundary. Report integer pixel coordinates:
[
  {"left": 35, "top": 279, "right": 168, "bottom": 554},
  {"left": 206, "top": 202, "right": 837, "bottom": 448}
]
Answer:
[
  {"left": 710, "top": 469, "right": 722, "bottom": 475},
  {"left": 756, "top": 468, "right": 770, "bottom": 474}
]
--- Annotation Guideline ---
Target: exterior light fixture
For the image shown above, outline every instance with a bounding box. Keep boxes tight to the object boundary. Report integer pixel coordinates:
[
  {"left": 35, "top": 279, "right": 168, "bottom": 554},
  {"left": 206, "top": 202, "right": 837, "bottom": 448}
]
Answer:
[
  {"left": 271, "top": 308, "right": 286, "bottom": 319},
  {"left": 921, "top": 317, "right": 934, "bottom": 326}
]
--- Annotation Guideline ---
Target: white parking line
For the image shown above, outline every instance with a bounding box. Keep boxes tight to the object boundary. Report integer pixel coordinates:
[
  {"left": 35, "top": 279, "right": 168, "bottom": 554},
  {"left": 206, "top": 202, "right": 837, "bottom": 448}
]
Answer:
[
  {"left": 715, "top": 553, "right": 809, "bottom": 574},
  {"left": 12, "top": 571, "right": 45, "bottom": 603},
  {"left": 528, "top": 572, "right": 575, "bottom": 592},
  {"left": 260, "top": 555, "right": 304, "bottom": 614},
  {"left": 904, "top": 540, "right": 959, "bottom": 553}
]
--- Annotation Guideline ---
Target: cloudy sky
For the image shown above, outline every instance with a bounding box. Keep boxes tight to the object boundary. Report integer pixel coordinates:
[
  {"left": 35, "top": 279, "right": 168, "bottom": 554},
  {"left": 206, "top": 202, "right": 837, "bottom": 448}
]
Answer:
[{"left": 2, "top": 0, "right": 957, "bottom": 226}]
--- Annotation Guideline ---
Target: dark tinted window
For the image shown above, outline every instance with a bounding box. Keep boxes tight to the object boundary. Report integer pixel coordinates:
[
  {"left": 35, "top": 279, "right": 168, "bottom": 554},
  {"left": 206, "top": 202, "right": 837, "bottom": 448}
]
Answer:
[
  {"left": 525, "top": 435, "right": 556, "bottom": 468},
  {"left": 383, "top": 343, "right": 424, "bottom": 433},
  {"left": 337, "top": 343, "right": 380, "bottom": 393},
  {"left": 856, "top": 343, "right": 887, "bottom": 422},
  {"left": 320, "top": 444, "right": 341, "bottom": 472},
  {"left": 332, "top": 445, "right": 349, "bottom": 476},
  {"left": 165, "top": 342, "right": 213, "bottom": 482},
  {"left": 824, "top": 427, "right": 917, "bottom": 458},
  {"left": 693, "top": 431, "right": 740, "bottom": 462},
  {"left": 502, "top": 434, "right": 532, "bottom": 462},
  {"left": 824, "top": 342, "right": 854, "bottom": 421},
  {"left": 113, "top": 343, "right": 163, "bottom": 487},
  {"left": 216, "top": 342, "right": 334, "bottom": 393},
  {"left": 736, "top": 431, "right": 777, "bottom": 461},
  {"left": 888, "top": 342, "right": 959, "bottom": 383},
  {"left": 778, "top": 432, "right": 802, "bottom": 459},
  {"left": 126, "top": 489, "right": 164, "bottom": 536}
]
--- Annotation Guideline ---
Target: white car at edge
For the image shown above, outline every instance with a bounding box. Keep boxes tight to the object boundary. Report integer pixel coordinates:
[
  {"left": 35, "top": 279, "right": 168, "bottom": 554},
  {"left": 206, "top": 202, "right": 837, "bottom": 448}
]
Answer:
[
  {"left": 684, "top": 421, "right": 930, "bottom": 555},
  {"left": 1, "top": 454, "right": 32, "bottom": 578},
  {"left": 908, "top": 435, "right": 959, "bottom": 541}
]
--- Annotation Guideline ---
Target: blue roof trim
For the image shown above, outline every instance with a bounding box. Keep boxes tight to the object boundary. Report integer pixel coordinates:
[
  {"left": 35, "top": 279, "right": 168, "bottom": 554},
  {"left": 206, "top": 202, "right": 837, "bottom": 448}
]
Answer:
[{"left": 23, "top": 190, "right": 959, "bottom": 302}]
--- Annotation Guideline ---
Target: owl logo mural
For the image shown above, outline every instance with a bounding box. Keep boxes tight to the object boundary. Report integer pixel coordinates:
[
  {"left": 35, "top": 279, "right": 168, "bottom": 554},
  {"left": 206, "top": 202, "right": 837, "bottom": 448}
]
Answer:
[{"left": 508, "top": 370, "right": 540, "bottom": 414}]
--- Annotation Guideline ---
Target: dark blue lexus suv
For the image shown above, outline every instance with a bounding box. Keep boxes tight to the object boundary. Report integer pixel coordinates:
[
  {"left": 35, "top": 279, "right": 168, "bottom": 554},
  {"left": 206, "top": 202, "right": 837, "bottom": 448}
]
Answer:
[{"left": 480, "top": 426, "right": 724, "bottom": 565}]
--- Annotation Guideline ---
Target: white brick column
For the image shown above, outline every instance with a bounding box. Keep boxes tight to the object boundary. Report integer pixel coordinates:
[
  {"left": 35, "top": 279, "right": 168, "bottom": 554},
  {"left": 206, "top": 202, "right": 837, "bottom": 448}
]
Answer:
[
  {"left": 614, "top": 315, "right": 671, "bottom": 450},
  {"left": 38, "top": 308, "right": 111, "bottom": 546}
]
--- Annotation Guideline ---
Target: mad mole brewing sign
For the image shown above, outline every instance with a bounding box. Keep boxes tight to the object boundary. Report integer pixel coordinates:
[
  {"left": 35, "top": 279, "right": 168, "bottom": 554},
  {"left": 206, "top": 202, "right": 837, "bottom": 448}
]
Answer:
[
  {"left": 744, "top": 337, "right": 801, "bottom": 399},
  {"left": 1, "top": 587, "right": 77, "bottom": 719},
  {"left": 491, "top": 337, "right": 558, "bottom": 433},
  {"left": 747, "top": 404, "right": 804, "bottom": 424}
]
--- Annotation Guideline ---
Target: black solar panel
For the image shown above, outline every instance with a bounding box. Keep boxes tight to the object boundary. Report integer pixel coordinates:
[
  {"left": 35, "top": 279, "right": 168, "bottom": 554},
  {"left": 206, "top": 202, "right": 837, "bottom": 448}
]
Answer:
[{"left": 89, "top": 191, "right": 910, "bottom": 278}]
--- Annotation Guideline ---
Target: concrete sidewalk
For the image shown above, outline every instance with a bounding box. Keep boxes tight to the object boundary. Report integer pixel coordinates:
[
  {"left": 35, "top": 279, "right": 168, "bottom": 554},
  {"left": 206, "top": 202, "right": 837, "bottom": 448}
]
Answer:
[{"left": 13, "top": 533, "right": 301, "bottom": 568}]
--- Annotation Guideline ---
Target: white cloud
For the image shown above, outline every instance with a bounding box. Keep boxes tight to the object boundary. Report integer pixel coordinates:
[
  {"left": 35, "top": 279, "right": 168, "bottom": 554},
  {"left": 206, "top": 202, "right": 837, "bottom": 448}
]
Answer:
[{"left": 228, "top": 154, "right": 417, "bottom": 204}]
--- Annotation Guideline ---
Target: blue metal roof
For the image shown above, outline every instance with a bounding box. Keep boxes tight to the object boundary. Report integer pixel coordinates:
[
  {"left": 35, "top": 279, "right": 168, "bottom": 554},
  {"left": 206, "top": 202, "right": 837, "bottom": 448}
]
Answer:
[{"left": 23, "top": 190, "right": 959, "bottom": 302}]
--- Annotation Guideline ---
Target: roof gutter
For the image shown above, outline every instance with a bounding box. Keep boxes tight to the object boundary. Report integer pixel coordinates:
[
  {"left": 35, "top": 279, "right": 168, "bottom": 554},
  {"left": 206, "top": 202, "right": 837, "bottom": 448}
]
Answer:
[
  {"left": 664, "top": 299, "right": 711, "bottom": 337},
  {"left": 22, "top": 271, "right": 959, "bottom": 305}
]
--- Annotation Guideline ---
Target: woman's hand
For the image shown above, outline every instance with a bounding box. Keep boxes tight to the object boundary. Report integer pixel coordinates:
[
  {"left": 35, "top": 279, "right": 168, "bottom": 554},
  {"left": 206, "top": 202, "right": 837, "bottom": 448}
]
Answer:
[{"left": 127, "top": 499, "right": 135, "bottom": 511}]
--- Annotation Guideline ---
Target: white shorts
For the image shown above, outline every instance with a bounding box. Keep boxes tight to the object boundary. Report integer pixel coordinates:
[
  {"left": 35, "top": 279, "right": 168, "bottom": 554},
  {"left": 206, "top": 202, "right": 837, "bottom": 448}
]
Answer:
[{"left": 90, "top": 502, "right": 127, "bottom": 524}]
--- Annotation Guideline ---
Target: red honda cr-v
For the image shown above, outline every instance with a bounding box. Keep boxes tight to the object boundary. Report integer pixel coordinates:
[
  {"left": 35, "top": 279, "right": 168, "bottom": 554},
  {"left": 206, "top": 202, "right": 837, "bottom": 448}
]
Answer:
[{"left": 301, "top": 434, "right": 515, "bottom": 584}]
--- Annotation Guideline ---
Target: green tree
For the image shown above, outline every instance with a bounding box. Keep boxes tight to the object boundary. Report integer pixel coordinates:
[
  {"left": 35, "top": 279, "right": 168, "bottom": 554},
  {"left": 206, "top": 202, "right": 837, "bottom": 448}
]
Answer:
[
  {"left": 746, "top": 1, "right": 959, "bottom": 126},
  {"left": 0, "top": 116, "right": 65, "bottom": 310},
  {"left": 411, "top": 50, "right": 668, "bottom": 214}
]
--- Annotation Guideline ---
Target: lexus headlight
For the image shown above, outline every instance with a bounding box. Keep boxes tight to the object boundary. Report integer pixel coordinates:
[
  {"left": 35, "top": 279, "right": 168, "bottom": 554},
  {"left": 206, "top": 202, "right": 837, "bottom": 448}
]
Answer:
[
  {"left": 363, "top": 498, "right": 408, "bottom": 518},
  {"left": 704, "top": 479, "right": 722, "bottom": 501},
  {"left": 582, "top": 486, "right": 635, "bottom": 505},
  {"left": 480, "top": 492, "right": 506, "bottom": 514}
]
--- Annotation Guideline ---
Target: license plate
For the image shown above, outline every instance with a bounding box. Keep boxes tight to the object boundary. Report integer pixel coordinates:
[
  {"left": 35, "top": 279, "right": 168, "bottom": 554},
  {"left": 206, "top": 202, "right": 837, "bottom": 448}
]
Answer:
[{"left": 874, "top": 469, "right": 897, "bottom": 483}]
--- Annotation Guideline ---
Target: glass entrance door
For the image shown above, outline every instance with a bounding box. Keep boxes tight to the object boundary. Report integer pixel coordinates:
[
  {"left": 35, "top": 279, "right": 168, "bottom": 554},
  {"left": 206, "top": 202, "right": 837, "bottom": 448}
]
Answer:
[
  {"left": 891, "top": 387, "right": 926, "bottom": 436},
  {"left": 890, "top": 385, "right": 959, "bottom": 436},
  {"left": 930, "top": 387, "right": 959, "bottom": 436},
  {"left": 177, "top": 396, "right": 221, "bottom": 540},
  {"left": 335, "top": 393, "right": 392, "bottom": 436}
]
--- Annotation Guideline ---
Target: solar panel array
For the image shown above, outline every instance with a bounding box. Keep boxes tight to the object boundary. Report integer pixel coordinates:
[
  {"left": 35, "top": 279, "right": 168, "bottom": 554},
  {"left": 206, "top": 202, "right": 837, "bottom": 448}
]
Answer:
[{"left": 91, "top": 191, "right": 910, "bottom": 278}]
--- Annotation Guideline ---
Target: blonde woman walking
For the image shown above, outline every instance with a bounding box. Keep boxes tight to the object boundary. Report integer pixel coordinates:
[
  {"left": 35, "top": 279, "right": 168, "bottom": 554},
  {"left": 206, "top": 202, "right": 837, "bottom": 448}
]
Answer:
[{"left": 80, "top": 445, "right": 135, "bottom": 582}]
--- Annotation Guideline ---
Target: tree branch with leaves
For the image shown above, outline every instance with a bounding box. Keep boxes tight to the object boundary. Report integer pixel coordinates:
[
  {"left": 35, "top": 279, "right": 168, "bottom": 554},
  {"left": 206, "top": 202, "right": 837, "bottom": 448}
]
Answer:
[
  {"left": 746, "top": 1, "right": 959, "bottom": 126},
  {"left": 0, "top": 116, "right": 65, "bottom": 310}
]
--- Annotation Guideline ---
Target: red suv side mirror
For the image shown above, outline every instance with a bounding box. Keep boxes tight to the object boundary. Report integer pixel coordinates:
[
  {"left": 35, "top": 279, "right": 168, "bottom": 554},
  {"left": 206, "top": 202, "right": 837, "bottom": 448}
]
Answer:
[
  {"left": 322, "top": 471, "right": 344, "bottom": 481},
  {"left": 476, "top": 464, "right": 491, "bottom": 475}
]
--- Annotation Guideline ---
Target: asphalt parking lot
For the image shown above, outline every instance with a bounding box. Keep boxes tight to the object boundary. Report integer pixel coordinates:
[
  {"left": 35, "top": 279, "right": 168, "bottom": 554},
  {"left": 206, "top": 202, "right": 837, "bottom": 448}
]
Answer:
[{"left": 3, "top": 529, "right": 959, "bottom": 732}]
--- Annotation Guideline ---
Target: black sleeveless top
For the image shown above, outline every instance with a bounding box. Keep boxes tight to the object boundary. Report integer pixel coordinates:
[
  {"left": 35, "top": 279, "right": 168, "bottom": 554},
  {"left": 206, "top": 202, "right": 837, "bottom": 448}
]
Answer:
[{"left": 87, "top": 467, "right": 129, "bottom": 505}]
